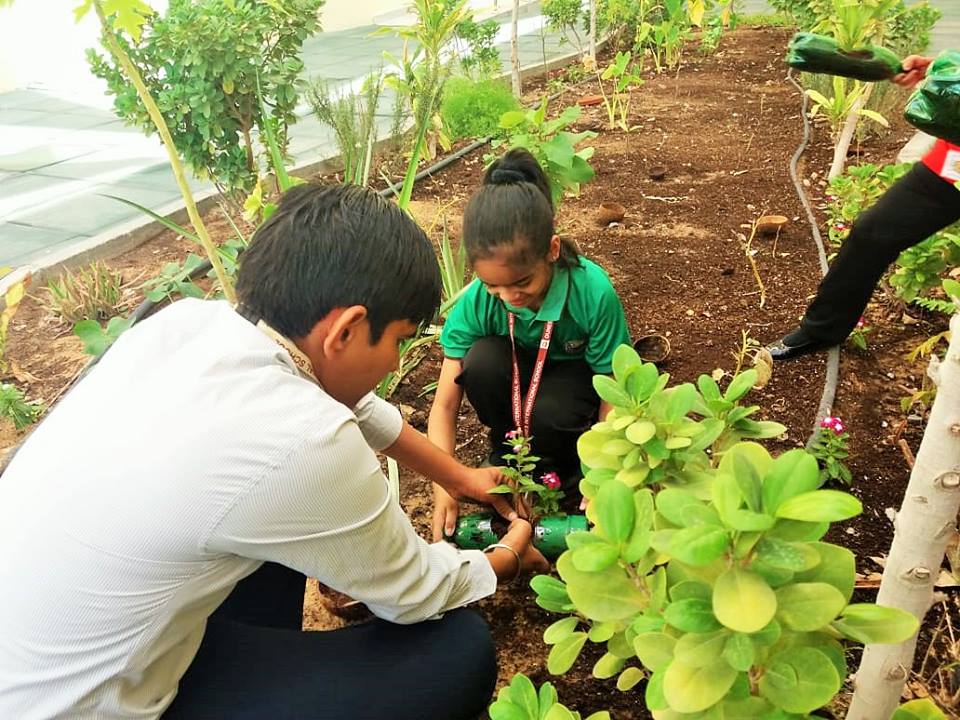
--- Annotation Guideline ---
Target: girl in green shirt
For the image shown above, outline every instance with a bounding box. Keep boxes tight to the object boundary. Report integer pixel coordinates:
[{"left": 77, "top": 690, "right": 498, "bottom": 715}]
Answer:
[{"left": 429, "top": 149, "right": 631, "bottom": 540}]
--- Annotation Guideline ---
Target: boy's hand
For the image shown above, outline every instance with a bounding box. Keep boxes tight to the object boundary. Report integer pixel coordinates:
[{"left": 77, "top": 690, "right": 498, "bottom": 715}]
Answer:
[
  {"left": 893, "top": 55, "right": 933, "bottom": 88},
  {"left": 449, "top": 466, "right": 519, "bottom": 523},
  {"left": 432, "top": 486, "right": 460, "bottom": 542},
  {"left": 500, "top": 519, "right": 551, "bottom": 575}
]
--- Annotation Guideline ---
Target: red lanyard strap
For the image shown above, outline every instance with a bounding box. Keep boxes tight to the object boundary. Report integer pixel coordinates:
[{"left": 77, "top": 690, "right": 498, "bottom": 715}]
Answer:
[{"left": 508, "top": 312, "right": 555, "bottom": 437}]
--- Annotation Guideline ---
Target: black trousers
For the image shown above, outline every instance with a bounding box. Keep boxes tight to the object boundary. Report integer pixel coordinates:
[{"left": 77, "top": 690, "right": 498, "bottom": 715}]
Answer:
[
  {"left": 801, "top": 162, "right": 960, "bottom": 345},
  {"left": 457, "top": 336, "right": 599, "bottom": 481},
  {"left": 162, "top": 563, "right": 497, "bottom": 720}
]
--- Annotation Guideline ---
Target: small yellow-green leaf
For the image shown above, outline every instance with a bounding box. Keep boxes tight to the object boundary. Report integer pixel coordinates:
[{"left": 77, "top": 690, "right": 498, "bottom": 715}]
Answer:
[
  {"left": 616, "top": 667, "right": 645, "bottom": 691},
  {"left": 713, "top": 568, "right": 777, "bottom": 633}
]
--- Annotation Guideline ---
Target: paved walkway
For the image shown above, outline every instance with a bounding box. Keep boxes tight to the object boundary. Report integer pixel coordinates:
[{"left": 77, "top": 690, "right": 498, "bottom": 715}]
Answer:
[
  {"left": 0, "top": 1, "right": 568, "bottom": 269},
  {"left": 1, "top": 1, "right": 953, "bottom": 271}
]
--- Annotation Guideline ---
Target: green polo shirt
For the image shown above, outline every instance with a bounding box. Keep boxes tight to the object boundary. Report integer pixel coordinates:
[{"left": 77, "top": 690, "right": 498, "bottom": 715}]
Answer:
[{"left": 440, "top": 257, "right": 631, "bottom": 374}]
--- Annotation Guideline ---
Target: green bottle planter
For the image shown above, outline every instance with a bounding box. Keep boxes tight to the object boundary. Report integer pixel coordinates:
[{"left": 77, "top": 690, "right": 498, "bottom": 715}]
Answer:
[{"left": 446, "top": 512, "right": 587, "bottom": 560}]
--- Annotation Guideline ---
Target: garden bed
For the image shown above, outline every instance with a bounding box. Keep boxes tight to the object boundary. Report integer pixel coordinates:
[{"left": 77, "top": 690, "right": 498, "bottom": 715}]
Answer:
[{"left": 4, "top": 24, "right": 957, "bottom": 718}]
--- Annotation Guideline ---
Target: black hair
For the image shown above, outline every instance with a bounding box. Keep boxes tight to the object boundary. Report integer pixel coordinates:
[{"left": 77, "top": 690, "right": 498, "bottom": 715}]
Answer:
[
  {"left": 462, "top": 148, "right": 581, "bottom": 268},
  {"left": 236, "top": 183, "right": 441, "bottom": 342}
]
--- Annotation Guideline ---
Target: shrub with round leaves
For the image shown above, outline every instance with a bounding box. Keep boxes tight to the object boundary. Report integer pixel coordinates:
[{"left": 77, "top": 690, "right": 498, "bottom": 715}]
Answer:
[
  {"left": 535, "top": 345, "right": 920, "bottom": 718},
  {"left": 489, "top": 672, "right": 610, "bottom": 720}
]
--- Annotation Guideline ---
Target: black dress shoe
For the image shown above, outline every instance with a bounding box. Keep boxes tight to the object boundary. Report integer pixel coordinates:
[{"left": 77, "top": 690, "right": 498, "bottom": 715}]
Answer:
[{"left": 767, "top": 335, "right": 832, "bottom": 361}]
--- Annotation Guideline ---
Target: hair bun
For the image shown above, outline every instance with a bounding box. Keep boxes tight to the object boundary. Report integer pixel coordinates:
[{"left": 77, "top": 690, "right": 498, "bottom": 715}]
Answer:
[{"left": 488, "top": 167, "right": 528, "bottom": 185}]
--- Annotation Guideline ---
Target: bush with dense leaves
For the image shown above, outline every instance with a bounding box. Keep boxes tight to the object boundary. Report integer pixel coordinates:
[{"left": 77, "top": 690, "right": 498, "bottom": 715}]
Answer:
[
  {"left": 440, "top": 77, "right": 520, "bottom": 141},
  {"left": 88, "top": 0, "right": 323, "bottom": 200}
]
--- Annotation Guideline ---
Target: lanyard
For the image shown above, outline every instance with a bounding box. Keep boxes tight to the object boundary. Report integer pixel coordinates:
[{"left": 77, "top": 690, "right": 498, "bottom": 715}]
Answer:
[
  {"left": 236, "top": 303, "right": 319, "bottom": 386},
  {"left": 507, "top": 312, "right": 555, "bottom": 437}
]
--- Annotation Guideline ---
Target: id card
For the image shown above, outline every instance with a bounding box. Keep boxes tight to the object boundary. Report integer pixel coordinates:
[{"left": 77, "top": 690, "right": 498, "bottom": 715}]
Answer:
[{"left": 938, "top": 149, "right": 960, "bottom": 183}]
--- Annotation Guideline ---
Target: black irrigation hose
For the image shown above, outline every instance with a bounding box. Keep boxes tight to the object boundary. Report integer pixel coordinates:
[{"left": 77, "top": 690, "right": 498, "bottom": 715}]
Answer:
[{"left": 786, "top": 69, "right": 841, "bottom": 450}]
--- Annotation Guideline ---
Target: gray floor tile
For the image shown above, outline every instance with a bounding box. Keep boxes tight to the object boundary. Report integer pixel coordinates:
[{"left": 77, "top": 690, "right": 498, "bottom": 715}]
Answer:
[
  {"left": 0, "top": 145, "right": 102, "bottom": 173},
  {"left": 0, "top": 173, "right": 89, "bottom": 221},
  {"left": 7, "top": 184, "right": 182, "bottom": 237}
]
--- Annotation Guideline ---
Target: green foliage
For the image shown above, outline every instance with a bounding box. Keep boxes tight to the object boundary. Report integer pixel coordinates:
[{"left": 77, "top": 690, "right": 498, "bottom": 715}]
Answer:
[
  {"left": 488, "top": 98, "right": 597, "bottom": 206},
  {"left": 74, "top": 316, "right": 135, "bottom": 357},
  {"left": 43, "top": 262, "right": 125, "bottom": 325},
  {"left": 309, "top": 72, "right": 385, "bottom": 186},
  {"left": 142, "top": 254, "right": 207, "bottom": 304},
  {"left": 893, "top": 698, "right": 948, "bottom": 720},
  {"left": 771, "top": 0, "right": 940, "bottom": 57},
  {"left": 596, "top": 50, "right": 644, "bottom": 131},
  {"left": 543, "top": 0, "right": 587, "bottom": 55},
  {"left": 825, "top": 163, "right": 960, "bottom": 305},
  {"left": 809, "top": 426, "right": 853, "bottom": 485},
  {"left": 635, "top": 0, "right": 692, "bottom": 73},
  {"left": 493, "top": 433, "right": 566, "bottom": 519},
  {"left": 532, "top": 343, "right": 920, "bottom": 717},
  {"left": 455, "top": 17, "right": 501, "bottom": 78},
  {"left": 440, "top": 77, "right": 520, "bottom": 141},
  {"left": 805, "top": 76, "right": 889, "bottom": 138},
  {"left": 87, "top": 0, "right": 322, "bottom": 201},
  {"left": 0, "top": 383, "right": 43, "bottom": 430},
  {"left": 381, "top": 0, "right": 471, "bottom": 209},
  {"left": 438, "top": 218, "right": 469, "bottom": 311},
  {"left": 489, "top": 673, "right": 610, "bottom": 720}
]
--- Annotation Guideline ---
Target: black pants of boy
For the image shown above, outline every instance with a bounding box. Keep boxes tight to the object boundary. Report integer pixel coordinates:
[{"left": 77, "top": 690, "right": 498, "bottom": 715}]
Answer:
[
  {"left": 456, "top": 335, "right": 600, "bottom": 481},
  {"left": 800, "top": 162, "right": 960, "bottom": 345},
  {"left": 163, "top": 562, "right": 497, "bottom": 720}
]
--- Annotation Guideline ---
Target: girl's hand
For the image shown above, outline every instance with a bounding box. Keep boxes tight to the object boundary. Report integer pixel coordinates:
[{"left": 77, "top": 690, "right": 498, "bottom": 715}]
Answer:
[
  {"left": 451, "top": 466, "right": 519, "bottom": 522},
  {"left": 432, "top": 485, "right": 460, "bottom": 542},
  {"left": 893, "top": 55, "right": 932, "bottom": 88}
]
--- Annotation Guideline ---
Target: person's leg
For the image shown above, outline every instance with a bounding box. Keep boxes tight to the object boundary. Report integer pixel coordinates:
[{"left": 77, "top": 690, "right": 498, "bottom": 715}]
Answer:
[
  {"left": 457, "top": 336, "right": 517, "bottom": 462},
  {"left": 771, "top": 163, "right": 960, "bottom": 358},
  {"left": 213, "top": 561, "right": 306, "bottom": 630},
  {"left": 163, "top": 608, "right": 497, "bottom": 720},
  {"left": 529, "top": 360, "right": 599, "bottom": 484}
]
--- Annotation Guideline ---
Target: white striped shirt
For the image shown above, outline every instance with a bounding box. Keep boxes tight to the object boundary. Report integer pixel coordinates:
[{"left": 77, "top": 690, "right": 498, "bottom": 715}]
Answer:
[{"left": 0, "top": 299, "right": 496, "bottom": 719}]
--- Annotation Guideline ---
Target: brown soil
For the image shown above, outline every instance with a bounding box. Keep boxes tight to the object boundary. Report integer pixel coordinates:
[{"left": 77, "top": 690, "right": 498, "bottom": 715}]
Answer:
[{"left": 4, "top": 25, "right": 957, "bottom": 719}]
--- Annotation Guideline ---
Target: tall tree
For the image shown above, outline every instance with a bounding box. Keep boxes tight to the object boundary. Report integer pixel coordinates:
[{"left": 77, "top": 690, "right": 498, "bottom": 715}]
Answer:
[{"left": 847, "top": 313, "right": 960, "bottom": 718}]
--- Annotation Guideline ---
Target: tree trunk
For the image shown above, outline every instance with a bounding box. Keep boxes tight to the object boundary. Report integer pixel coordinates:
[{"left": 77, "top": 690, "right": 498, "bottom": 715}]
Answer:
[
  {"left": 511, "top": 0, "right": 521, "bottom": 96},
  {"left": 847, "top": 312, "right": 960, "bottom": 719},
  {"left": 829, "top": 83, "right": 873, "bottom": 180},
  {"left": 588, "top": 0, "right": 596, "bottom": 60}
]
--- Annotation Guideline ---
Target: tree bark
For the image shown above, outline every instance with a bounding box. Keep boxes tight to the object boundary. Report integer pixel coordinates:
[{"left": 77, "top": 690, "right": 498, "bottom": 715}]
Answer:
[
  {"left": 588, "top": 0, "right": 596, "bottom": 60},
  {"left": 829, "top": 83, "right": 873, "bottom": 180},
  {"left": 511, "top": 0, "right": 521, "bottom": 96},
  {"left": 847, "top": 313, "right": 960, "bottom": 719}
]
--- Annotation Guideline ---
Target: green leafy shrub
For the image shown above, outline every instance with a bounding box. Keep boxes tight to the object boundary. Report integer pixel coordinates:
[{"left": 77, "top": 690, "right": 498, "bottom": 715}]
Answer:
[
  {"left": 440, "top": 77, "right": 520, "bottom": 141},
  {"left": 532, "top": 344, "right": 920, "bottom": 718},
  {"left": 825, "top": 163, "right": 960, "bottom": 305},
  {"left": 488, "top": 98, "right": 597, "bottom": 206},
  {"left": 74, "top": 316, "right": 135, "bottom": 358},
  {"left": 489, "top": 673, "right": 610, "bottom": 720},
  {"left": 309, "top": 72, "right": 384, "bottom": 187},
  {"left": 455, "top": 17, "right": 501, "bottom": 78},
  {"left": 87, "top": 0, "right": 323, "bottom": 201},
  {"left": 0, "top": 383, "right": 42, "bottom": 430}
]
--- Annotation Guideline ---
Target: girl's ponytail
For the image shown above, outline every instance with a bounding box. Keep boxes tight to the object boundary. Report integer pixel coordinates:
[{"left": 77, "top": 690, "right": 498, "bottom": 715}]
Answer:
[{"left": 465, "top": 149, "right": 581, "bottom": 267}]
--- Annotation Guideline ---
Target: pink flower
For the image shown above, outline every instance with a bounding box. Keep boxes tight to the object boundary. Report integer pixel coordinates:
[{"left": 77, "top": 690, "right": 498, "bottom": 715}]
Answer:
[
  {"left": 833, "top": 222, "right": 848, "bottom": 232},
  {"left": 820, "top": 416, "right": 846, "bottom": 434},
  {"left": 541, "top": 471, "right": 562, "bottom": 490},
  {"left": 856, "top": 317, "right": 867, "bottom": 329},
  {"left": 505, "top": 430, "right": 519, "bottom": 440}
]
